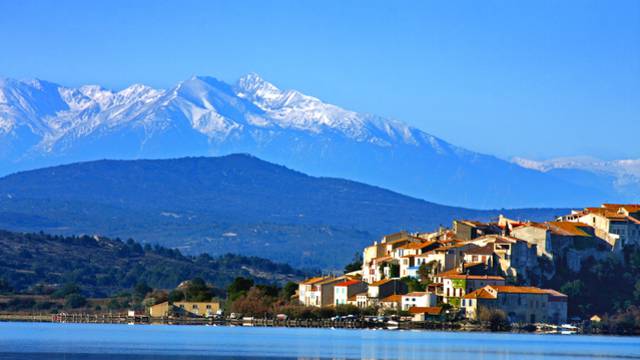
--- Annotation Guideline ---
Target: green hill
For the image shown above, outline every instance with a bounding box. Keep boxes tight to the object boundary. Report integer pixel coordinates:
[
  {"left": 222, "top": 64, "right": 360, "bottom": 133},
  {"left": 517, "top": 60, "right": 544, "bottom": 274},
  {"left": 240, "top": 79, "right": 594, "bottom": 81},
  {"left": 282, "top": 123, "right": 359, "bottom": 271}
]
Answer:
[{"left": 0, "top": 229, "right": 306, "bottom": 297}]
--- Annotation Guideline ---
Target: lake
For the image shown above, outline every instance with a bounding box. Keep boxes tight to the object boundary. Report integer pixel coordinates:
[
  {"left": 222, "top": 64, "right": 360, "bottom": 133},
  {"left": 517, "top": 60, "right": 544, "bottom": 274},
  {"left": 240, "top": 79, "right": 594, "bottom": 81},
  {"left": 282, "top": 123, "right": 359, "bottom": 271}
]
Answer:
[{"left": 0, "top": 322, "right": 638, "bottom": 360}]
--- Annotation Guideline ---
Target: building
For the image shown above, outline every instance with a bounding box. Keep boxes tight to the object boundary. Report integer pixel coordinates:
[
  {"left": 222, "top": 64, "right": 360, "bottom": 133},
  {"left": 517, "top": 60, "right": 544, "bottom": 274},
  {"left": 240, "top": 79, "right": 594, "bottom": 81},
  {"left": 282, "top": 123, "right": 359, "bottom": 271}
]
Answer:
[
  {"left": 298, "top": 276, "right": 345, "bottom": 307},
  {"left": 401, "top": 292, "right": 437, "bottom": 310},
  {"left": 461, "top": 285, "right": 567, "bottom": 324},
  {"left": 333, "top": 279, "right": 367, "bottom": 306},
  {"left": 440, "top": 274, "right": 505, "bottom": 307},
  {"left": 462, "top": 244, "right": 495, "bottom": 267},
  {"left": 409, "top": 306, "right": 445, "bottom": 322},
  {"left": 453, "top": 220, "right": 502, "bottom": 241},
  {"left": 511, "top": 221, "right": 612, "bottom": 272},
  {"left": 367, "top": 279, "right": 406, "bottom": 298},
  {"left": 469, "top": 235, "right": 539, "bottom": 283},
  {"left": 148, "top": 301, "right": 221, "bottom": 318},
  {"left": 380, "top": 294, "right": 402, "bottom": 310},
  {"left": 562, "top": 204, "right": 640, "bottom": 249}
]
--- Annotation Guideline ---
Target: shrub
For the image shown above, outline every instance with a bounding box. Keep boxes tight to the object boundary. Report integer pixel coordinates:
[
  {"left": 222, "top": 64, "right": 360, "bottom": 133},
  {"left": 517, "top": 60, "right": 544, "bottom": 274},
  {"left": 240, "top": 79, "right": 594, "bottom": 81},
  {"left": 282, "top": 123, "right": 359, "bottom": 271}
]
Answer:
[{"left": 478, "top": 307, "right": 510, "bottom": 331}]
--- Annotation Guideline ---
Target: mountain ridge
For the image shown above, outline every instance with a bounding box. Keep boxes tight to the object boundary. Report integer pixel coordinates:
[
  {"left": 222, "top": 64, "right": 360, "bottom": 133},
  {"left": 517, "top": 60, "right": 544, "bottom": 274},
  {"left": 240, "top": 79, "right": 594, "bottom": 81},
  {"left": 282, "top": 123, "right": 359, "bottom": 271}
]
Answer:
[
  {"left": 0, "top": 154, "right": 568, "bottom": 269},
  {"left": 0, "top": 74, "right": 629, "bottom": 208}
]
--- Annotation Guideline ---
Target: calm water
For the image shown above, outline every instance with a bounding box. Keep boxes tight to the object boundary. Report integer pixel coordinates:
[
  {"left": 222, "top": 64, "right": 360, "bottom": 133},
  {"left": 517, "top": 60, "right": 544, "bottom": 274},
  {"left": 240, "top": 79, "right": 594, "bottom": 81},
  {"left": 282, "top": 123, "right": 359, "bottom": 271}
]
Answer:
[{"left": 0, "top": 322, "right": 638, "bottom": 360}]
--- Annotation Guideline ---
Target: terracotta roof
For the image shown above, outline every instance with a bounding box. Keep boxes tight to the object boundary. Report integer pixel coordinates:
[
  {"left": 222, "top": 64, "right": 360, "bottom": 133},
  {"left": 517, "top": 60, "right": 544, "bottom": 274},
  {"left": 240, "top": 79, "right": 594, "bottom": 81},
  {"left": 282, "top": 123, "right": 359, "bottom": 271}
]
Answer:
[
  {"left": 444, "top": 274, "right": 505, "bottom": 281},
  {"left": 398, "top": 240, "right": 438, "bottom": 250},
  {"left": 403, "top": 292, "right": 429, "bottom": 297},
  {"left": 409, "top": 306, "right": 443, "bottom": 315},
  {"left": 463, "top": 262, "right": 485, "bottom": 269},
  {"left": 548, "top": 221, "right": 592, "bottom": 237},
  {"left": 381, "top": 294, "right": 402, "bottom": 303},
  {"left": 435, "top": 243, "right": 468, "bottom": 251},
  {"left": 334, "top": 279, "right": 363, "bottom": 287},
  {"left": 463, "top": 287, "right": 496, "bottom": 299},
  {"left": 373, "top": 255, "right": 392, "bottom": 263},
  {"left": 543, "top": 289, "right": 568, "bottom": 299},
  {"left": 316, "top": 277, "right": 345, "bottom": 286},
  {"left": 369, "top": 278, "right": 393, "bottom": 286},
  {"left": 435, "top": 268, "right": 463, "bottom": 277},
  {"left": 384, "top": 238, "right": 410, "bottom": 245},
  {"left": 627, "top": 216, "right": 640, "bottom": 225},
  {"left": 491, "top": 285, "right": 549, "bottom": 294},
  {"left": 602, "top": 204, "right": 640, "bottom": 212},
  {"left": 585, "top": 208, "right": 629, "bottom": 221},
  {"left": 464, "top": 245, "right": 494, "bottom": 255},
  {"left": 300, "top": 276, "right": 327, "bottom": 285}
]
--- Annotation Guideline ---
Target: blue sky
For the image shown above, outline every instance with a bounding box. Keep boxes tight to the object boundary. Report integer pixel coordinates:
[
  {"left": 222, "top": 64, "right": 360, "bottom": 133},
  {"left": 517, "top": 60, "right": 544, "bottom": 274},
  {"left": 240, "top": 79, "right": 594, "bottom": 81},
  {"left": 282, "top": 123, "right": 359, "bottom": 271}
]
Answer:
[{"left": 0, "top": 0, "right": 638, "bottom": 160}]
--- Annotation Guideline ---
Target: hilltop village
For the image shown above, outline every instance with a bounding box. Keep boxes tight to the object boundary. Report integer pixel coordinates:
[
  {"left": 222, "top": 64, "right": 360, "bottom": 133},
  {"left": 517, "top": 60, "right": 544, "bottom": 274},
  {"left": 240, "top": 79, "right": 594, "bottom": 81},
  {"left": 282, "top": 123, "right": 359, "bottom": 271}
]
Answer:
[{"left": 298, "top": 203, "right": 640, "bottom": 325}]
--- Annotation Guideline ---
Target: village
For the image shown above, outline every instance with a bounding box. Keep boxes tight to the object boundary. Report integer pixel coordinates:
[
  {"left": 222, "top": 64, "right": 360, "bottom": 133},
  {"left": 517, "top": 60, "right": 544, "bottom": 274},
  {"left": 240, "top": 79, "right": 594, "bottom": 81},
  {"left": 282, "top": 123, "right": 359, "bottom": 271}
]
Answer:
[
  {"left": 297, "top": 203, "right": 640, "bottom": 327},
  {"left": 4, "top": 202, "right": 639, "bottom": 334}
]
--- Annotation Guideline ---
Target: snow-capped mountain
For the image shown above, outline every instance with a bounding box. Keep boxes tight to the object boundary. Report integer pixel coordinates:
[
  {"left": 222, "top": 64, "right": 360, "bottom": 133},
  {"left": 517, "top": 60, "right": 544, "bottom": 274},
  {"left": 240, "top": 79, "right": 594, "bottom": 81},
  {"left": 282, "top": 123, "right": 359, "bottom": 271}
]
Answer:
[
  {"left": 0, "top": 74, "right": 631, "bottom": 208},
  {"left": 513, "top": 156, "right": 640, "bottom": 200}
]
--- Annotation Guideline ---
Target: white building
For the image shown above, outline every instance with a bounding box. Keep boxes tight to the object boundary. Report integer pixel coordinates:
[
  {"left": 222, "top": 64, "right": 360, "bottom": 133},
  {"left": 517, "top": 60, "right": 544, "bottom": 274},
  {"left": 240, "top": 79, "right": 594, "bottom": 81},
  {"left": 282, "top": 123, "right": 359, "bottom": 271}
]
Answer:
[{"left": 401, "top": 292, "right": 437, "bottom": 310}]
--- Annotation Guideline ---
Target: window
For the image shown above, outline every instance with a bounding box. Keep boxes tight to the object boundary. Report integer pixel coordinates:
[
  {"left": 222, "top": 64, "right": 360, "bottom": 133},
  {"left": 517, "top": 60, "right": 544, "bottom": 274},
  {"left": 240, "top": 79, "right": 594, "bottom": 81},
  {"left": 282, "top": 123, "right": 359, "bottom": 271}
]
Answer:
[
  {"left": 206, "top": 305, "right": 212, "bottom": 309},
  {"left": 192, "top": 304, "right": 198, "bottom": 309}
]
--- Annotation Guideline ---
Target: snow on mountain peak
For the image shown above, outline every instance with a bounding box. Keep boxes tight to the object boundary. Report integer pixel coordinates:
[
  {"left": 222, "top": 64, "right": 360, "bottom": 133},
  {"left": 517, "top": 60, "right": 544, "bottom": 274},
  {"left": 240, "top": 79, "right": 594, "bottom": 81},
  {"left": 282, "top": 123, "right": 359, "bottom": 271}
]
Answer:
[
  {"left": 236, "top": 73, "right": 283, "bottom": 104},
  {"left": 0, "top": 73, "right": 444, "bottom": 155}
]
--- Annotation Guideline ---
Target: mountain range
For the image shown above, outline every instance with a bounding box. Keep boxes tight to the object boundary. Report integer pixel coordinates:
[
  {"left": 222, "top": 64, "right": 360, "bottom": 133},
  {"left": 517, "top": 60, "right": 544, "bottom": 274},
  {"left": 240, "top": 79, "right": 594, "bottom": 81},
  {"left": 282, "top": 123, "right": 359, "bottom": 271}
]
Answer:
[
  {"left": 0, "top": 155, "right": 566, "bottom": 269},
  {"left": 1, "top": 74, "right": 635, "bottom": 208}
]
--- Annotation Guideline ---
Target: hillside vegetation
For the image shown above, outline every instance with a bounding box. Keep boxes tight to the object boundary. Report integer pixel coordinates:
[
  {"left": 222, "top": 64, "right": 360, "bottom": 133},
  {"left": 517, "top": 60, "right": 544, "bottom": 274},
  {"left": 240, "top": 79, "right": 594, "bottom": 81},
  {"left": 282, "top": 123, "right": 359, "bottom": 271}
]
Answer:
[
  {"left": 0, "top": 229, "right": 306, "bottom": 298},
  {"left": 0, "top": 154, "right": 565, "bottom": 269}
]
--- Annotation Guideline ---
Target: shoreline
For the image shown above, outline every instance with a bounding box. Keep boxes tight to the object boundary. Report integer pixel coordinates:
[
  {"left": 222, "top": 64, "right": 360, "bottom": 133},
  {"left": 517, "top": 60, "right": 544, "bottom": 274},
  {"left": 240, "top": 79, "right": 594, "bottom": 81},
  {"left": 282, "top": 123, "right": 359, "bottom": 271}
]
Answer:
[{"left": 0, "top": 313, "right": 600, "bottom": 336}]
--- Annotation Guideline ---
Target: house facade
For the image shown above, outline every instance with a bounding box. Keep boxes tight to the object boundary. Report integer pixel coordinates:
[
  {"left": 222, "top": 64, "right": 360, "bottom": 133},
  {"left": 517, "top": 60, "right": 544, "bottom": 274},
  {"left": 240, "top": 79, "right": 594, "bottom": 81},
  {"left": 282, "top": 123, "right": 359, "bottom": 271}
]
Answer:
[
  {"left": 462, "top": 285, "right": 567, "bottom": 324},
  {"left": 401, "top": 292, "right": 437, "bottom": 310},
  {"left": 298, "top": 276, "right": 345, "bottom": 307},
  {"left": 148, "top": 301, "right": 220, "bottom": 318},
  {"left": 333, "top": 279, "right": 367, "bottom": 306}
]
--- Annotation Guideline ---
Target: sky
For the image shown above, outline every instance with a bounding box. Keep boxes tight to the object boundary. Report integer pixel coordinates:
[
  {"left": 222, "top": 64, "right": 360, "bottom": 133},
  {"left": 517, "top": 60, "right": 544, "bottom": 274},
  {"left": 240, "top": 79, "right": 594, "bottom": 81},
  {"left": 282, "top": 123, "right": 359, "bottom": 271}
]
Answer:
[{"left": 0, "top": 0, "right": 638, "bottom": 160}]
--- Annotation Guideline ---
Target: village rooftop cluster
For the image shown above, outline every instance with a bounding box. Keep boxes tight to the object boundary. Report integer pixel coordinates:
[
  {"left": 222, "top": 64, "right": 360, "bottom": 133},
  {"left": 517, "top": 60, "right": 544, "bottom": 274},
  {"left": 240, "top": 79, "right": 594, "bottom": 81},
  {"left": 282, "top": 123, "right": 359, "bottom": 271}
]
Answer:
[{"left": 298, "top": 204, "right": 640, "bottom": 324}]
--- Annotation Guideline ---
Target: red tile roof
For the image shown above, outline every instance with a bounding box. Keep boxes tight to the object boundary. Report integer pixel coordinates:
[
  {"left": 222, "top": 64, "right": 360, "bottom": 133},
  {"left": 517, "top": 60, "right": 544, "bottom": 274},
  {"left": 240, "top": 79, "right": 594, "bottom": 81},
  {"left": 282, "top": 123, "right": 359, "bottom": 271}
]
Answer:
[
  {"left": 409, "top": 306, "right": 443, "bottom": 315},
  {"left": 381, "top": 294, "right": 402, "bottom": 303},
  {"left": 369, "top": 279, "right": 393, "bottom": 286},
  {"left": 334, "top": 279, "right": 362, "bottom": 287},
  {"left": 491, "top": 285, "right": 549, "bottom": 294},
  {"left": 463, "top": 287, "right": 496, "bottom": 299},
  {"left": 444, "top": 274, "right": 505, "bottom": 281}
]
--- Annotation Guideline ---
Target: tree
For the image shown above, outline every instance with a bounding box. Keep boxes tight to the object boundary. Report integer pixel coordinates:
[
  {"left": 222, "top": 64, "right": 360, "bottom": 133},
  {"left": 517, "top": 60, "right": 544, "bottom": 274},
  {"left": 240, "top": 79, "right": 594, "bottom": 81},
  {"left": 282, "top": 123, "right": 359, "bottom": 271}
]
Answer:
[
  {"left": 400, "top": 277, "right": 425, "bottom": 292},
  {"left": 184, "top": 278, "right": 214, "bottom": 302},
  {"left": 168, "top": 290, "right": 185, "bottom": 303},
  {"left": 133, "top": 281, "right": 152, "bottom": 300},
  {"left": 280, "top": 281, "right": 298, "bottom": 301},
  {"left": 52, "top": 283, "right": 81, "bottom": 299},
  {"left": 478, "top": 307, "right": 510, "bottom": 331},
  {"left": 227, "top": 277, "right": 254, "bottom": 302},
  {"left": 389, "top": 263, "right": 400, "bottom": 278},
  {"left": 335, "top": 304, "right": 360, "bottom": 316},
  {"left": 230, "top": 287, "right": 274, "bottom": 317},
  {"left": 64, "top": 293, "right": 87, "bottom": 309},
  {"left": 343, "top": 252, "right": 363, "bottom": 273},
  {"left": 0, "top": 277, "right": 12, "bottom": 294}
]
